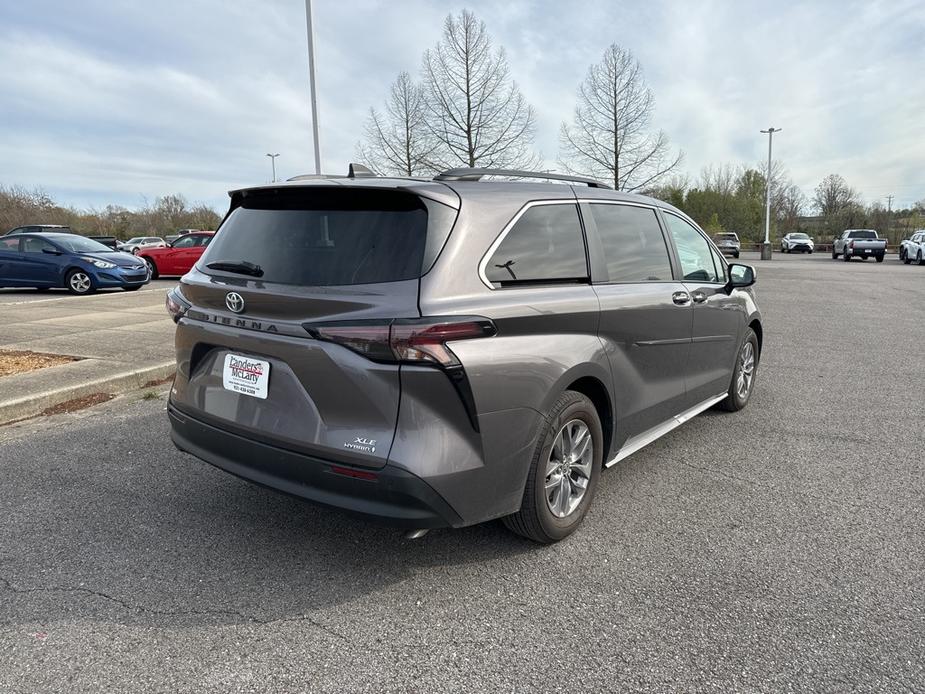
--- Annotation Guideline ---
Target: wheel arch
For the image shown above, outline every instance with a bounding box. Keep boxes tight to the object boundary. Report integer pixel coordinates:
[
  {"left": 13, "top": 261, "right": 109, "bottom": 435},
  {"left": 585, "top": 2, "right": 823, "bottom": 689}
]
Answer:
[
  {"left": 748, "top": 318, "right": 763, "bottom": 362},
  {"left": 562, "top": 373, "right": 614, "bottom": 463}
]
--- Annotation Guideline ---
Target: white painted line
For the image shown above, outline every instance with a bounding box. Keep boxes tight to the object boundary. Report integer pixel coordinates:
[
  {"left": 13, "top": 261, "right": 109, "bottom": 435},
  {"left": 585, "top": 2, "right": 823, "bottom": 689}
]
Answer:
[{"left": 0, "top": 286, "right": 170, "bottom": 307}]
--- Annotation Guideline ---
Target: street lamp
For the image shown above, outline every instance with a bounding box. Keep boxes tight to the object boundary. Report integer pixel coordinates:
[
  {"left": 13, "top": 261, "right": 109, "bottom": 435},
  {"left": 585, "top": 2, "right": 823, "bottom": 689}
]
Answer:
[
  {"left": 266, "top": 153, "right": 280, "bottom": 183},
  {"left": 305, "top": 0, "right": 322, "bottom": 175},
  {"left": 759, "top": 127, "right": 781, "bottom": 260}
]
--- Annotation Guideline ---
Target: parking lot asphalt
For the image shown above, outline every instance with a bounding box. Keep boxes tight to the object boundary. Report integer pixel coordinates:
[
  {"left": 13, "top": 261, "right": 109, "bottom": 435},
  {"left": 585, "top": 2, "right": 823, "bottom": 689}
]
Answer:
[{"left": 1, "top": 253, "right": 923, "bottom": 693}]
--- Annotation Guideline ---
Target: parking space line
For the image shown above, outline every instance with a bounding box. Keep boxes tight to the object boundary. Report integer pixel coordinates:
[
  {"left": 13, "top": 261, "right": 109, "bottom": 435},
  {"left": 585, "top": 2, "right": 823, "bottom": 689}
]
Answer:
[{"left": 0, "top": 286, "right": 170, "bottom": 307}]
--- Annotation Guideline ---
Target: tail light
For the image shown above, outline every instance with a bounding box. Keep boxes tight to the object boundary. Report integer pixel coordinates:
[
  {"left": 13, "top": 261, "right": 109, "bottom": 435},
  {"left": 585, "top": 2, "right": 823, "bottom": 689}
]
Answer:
[
  {"left": 305, "top": 317, "right": 496, "bottom": 367},
  {"left": 165, "top": 287, "right": 190, "bottom": 322}
]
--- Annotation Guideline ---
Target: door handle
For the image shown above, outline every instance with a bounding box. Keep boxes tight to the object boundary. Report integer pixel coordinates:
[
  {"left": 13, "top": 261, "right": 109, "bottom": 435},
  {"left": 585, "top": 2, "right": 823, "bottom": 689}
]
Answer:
[
  {"left": 671, "top": 291, "right": 691, "bottom": 306},
  {"left": 691, "top": 291, "right": 707, "bottom": 304}
]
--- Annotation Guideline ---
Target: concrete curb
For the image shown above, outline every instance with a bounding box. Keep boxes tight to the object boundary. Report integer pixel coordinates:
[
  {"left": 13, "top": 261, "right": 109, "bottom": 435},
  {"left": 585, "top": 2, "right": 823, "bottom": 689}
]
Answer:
[{"left": 0, "top": 361, "right": 175, "bottom": 425}]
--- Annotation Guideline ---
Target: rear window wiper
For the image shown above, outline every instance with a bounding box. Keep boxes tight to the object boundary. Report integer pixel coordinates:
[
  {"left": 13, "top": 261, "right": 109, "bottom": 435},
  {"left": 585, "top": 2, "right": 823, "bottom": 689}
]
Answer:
[{"left": 206, "top": 260, "right": 264, "bottom": 277}]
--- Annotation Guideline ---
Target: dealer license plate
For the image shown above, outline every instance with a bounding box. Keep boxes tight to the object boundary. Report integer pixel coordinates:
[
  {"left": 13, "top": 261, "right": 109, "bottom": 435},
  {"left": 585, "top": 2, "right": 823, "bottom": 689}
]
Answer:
[{"left": 222, "top": 354, "right": 270, "bottom": 399}]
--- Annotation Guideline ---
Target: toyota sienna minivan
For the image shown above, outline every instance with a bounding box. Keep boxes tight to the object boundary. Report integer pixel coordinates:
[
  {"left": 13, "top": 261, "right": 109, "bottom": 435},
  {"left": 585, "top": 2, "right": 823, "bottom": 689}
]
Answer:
[{"left": 166, "top": 167, "right": 762, "bottom": 543}]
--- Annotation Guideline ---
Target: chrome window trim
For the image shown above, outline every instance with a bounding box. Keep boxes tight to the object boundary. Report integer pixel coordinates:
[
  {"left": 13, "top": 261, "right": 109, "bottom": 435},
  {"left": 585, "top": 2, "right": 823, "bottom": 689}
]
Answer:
[{"left": 477, "top": 200, "right": 587, "bottom": 290}]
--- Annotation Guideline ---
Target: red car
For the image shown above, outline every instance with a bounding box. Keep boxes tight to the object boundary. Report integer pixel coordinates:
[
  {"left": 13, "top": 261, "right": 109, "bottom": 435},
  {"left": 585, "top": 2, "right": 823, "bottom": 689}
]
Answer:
[{"left": 139, "top": 232, "right": 214, "bottom": 278}]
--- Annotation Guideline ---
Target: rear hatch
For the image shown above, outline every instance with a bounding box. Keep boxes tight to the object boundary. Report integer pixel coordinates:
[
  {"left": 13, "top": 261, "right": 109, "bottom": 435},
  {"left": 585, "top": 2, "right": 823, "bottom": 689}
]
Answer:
[{"left": 170, "top": 185, "right": 458, "bottom": 469}]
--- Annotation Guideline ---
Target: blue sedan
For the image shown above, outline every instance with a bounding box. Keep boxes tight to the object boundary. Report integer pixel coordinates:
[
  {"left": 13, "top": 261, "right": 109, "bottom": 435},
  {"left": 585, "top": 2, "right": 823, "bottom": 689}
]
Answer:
[{"left": 0, "top": 233, "right": 150, "bottom": 294}]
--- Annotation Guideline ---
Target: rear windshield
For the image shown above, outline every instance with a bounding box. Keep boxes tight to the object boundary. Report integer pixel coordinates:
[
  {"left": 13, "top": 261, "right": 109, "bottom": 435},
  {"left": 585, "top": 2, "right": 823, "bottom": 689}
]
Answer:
[
  {"left": 848, "top": 230, "right": 877, "bottom": 239},
  {"left": 202, "top": 189, "right": 453, "bottom": 286},
  {"left": 716, "top": 234, "right": 738, "bottom": 241}
]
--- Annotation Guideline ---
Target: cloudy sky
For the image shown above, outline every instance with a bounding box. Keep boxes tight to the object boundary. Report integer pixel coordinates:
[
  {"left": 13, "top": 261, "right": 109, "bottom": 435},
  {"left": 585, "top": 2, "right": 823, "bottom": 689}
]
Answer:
[{"left": 2, "top": 0, "right": 923, "bottom": 211}]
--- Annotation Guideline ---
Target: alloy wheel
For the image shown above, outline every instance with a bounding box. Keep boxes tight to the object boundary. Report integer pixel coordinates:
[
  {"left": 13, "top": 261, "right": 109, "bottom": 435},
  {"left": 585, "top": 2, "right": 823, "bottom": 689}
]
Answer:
[
  {"left": 69, "top": 272, "right": 92, "bottom": 293},
  {"left": 544, "top": 419, "right": 594, "bottom": 518},
  {"left": 736, "top": 341, "right": 755, "bottom": 400}
]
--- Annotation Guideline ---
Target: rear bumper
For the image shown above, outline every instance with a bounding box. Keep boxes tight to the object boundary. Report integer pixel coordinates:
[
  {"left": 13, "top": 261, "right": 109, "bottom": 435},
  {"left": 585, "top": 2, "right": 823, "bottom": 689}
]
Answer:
[
  {"left": 167, "top": 402, "right": 464, "bottom": 529},
  {"left": 718, "top": 247, "right": 739, "bottom": 255},
  {"left": 846, "top": 248, "right": 883, "bottom": 257}
]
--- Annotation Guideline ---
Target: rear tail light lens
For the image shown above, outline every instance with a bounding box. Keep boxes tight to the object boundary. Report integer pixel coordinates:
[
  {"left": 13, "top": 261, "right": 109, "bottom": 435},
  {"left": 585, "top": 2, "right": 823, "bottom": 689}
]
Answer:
[
  {"left": 165, "top": 287, "right": 190, "bottom": 322},
  {"left": 305, "top": 317, "right": 496, "bottom": 366}
]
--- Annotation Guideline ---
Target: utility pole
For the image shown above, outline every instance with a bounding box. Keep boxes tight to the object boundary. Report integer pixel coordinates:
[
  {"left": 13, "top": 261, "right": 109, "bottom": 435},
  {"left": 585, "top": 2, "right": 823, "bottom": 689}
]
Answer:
[
  {"left": 305, "top": 0, "right": 322, "bottom": 175},
  {"left": 266, "top": 153, "right": 279, "bottom": 182},
  {"left": 759, "top": 127, "right": 781, "bottom": 260},
  {"left": 886, "top": 194, "right": 893, "bottom": 248}
]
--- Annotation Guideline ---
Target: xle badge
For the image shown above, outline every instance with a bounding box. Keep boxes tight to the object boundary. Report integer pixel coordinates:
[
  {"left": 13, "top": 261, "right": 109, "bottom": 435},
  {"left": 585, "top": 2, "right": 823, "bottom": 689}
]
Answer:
[{"left": 344, "top": 437, "right": 377, "bottom": 454}]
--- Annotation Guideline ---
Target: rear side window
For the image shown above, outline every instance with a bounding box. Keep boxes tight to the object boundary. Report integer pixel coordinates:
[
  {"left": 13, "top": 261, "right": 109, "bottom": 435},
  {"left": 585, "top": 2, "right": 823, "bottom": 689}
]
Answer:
[
  {"left": 202, "top": 189, "right": 446, "bottom": 286},
  {"left": 484, "top": 203, "right": 587, "bottom": 287},
  {"left": 589, "top": 204, "right": 672, "bottom": 282}
]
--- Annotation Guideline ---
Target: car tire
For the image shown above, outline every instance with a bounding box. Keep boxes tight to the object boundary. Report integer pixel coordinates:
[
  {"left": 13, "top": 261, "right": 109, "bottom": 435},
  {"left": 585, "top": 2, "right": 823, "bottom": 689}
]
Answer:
[
  {"left": 901, "top": 248, "right": 910, "bottom": 264},
  {"left": 718, "top": 327, "right": 759, "bottom": 412},
  {"left": 808, "top": 250, "right": 813, "bottom": 254},
  {"left": 65, "top": 269, "right": 95, "bottom": 295},
  {"left": 733, "top": 252, "right": 739, "bottom": 259},
  {"left": 918, "top": 251, "right": 924, "bottom": 266},
  {"left": 875, "top": 254, "right": 884, "bottom": 263},
  {"left": 832, "top": 249, "right": 838, "bottom": 259},
  {"left": 843, "top": 250, "right": 851, "bottom": 262},
  {"left": 144, "top": 257, "right": 159, "bottom": 279},
  {"left": 503, "top": 390, "right": 603, "bottom": 544}
]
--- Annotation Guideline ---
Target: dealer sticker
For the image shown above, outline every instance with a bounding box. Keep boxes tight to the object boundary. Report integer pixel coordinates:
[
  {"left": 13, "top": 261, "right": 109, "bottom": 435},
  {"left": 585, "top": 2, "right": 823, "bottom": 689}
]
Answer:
[{"left": 222, "top": 354, "right": 270, "bottom": 400}]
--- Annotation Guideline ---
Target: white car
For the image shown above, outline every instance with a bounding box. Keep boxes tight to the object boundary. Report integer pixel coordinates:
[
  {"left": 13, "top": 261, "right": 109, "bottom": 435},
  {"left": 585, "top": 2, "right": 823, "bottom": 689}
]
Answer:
[
  {"left": 118, "top": 236, "right": 167, "bottom": 254},
  {"left": 900, "top": 230, "right": 925, "bottom": 265},
  {"left": 781, "top": 232, "right": 814, "bottom": 253}
]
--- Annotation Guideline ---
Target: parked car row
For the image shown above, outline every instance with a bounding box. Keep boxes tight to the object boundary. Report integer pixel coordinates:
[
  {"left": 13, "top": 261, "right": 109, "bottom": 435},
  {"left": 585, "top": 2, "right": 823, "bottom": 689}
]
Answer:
[
  {"left": 0, "top": 233, "right": 150, "bottom": 294},
  {"left": 0, "top": 226, "right": 216, "bottom": 293}
]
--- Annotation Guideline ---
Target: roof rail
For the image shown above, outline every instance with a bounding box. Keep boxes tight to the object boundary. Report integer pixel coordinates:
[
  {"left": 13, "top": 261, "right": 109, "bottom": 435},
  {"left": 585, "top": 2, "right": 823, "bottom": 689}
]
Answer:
[{"left": 433, "top": 167, "right": 611, "bottom": 189}]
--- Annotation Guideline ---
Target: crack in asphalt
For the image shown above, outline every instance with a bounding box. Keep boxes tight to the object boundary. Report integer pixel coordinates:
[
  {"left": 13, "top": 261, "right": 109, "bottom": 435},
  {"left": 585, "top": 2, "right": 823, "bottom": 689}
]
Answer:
[{"left": 0, "top": 574, "right": 348, "bottom": 641}]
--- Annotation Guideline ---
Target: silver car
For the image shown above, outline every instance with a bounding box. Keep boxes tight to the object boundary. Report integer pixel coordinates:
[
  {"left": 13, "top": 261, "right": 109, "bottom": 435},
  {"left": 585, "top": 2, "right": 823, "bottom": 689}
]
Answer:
[
  {"left": 119, "top": 236, "right": 167, "bottom": 254},
  {"left": 166, "top": 167, "right": 763, "bottom": 542},
  {"left": 714, "top": 232, "right": 741, "bottom": 258}
]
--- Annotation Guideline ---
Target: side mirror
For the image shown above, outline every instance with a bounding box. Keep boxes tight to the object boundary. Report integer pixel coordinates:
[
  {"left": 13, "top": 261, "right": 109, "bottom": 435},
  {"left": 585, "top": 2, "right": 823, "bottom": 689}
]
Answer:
[
  {"left": 727, "top": 263, "right": 756, "bottom": 290},
  {"left": 41, "top": 248, "right": 61, "bottom": 256}
]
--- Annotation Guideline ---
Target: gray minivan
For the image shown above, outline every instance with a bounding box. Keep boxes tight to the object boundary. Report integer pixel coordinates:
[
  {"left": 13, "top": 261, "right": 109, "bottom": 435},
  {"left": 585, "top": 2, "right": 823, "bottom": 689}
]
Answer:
[{"left": 166, "top": 168, "right": 762, "bottom": 543}]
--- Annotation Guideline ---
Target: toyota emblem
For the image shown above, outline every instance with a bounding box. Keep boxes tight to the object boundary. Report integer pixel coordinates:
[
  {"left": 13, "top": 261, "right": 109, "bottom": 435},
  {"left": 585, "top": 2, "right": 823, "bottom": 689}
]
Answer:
[{"left": 225, "top": 292, "right": 245, "bottom": 314}]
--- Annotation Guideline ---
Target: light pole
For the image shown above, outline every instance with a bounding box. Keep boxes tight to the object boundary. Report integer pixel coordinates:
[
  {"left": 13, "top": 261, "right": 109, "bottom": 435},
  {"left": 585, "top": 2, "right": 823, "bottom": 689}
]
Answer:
[
  {"left": 760, "top": 127, "right": 780, "bottom": 260},
  {"left": 266, "top": 153, "right": 279, "bottom": 182},
  {"left": 305, "top": 0, "right": 322, "bottom": 175}
]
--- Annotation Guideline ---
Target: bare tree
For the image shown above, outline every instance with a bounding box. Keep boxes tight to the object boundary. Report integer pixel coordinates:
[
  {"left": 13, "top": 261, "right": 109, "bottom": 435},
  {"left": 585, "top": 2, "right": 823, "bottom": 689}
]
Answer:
[
  {"left": 559, "top": 44, "right": 682, "bottom": 191},
  {"left": 813, "top": 174, "right": 858, "bottom": 216},
  {"left": 775, "top": 181, "right": 806, "bottom": 231},
  {"left": 422, "top": 10, "right": 539, "bottom": 169},
  {"left": 357, "top": 72, "right": 442, "bottom": 176}
]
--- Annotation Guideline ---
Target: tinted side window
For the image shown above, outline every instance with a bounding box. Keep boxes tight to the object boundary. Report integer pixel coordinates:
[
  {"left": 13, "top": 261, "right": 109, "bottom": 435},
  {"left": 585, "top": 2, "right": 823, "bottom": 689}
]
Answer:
[
  {"left": 589, "top": 204, "right": 672, "bottom": 282},
  {"left": 22, "top": 237, "right": 55, "bottom": 253},
  {"left": 485, "top": 204, "right": 587, "bottom": 286},
  {"left": 663, "top": 213, "right": 721, "bottom": 283},
  {"left": 0, "top": 238, "right": 19, "bottom": 251}
]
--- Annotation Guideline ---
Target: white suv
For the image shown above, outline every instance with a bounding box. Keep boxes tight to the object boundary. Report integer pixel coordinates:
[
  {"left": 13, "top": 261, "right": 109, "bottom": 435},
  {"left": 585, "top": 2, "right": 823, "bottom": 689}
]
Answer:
[{"left": 900, "top": 230, "right": 925, "bottom": 265}]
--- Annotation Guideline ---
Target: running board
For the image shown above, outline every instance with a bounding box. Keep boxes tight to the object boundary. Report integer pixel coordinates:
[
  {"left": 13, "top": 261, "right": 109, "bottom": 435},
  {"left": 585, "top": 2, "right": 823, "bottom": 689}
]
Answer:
[{"left": 605, "top": 392, "right": 728, "bottom": 468}]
